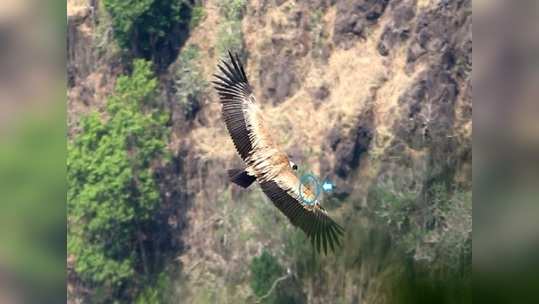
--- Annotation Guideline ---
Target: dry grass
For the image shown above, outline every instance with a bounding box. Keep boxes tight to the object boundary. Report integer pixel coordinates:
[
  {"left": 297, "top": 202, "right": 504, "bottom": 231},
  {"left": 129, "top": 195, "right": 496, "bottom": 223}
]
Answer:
[
  {"left": 67, "top": 0, "right": 91, "bottom": 16},
  {"left": 417, "top": 0, "right": 435, "bottom": 9}
]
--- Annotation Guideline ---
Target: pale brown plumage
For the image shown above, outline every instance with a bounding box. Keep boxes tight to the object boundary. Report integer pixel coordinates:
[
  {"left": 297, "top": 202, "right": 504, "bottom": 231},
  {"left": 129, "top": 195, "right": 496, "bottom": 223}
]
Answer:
[{"left": 213, "top": 52, "right": 344, "bottom": 254}]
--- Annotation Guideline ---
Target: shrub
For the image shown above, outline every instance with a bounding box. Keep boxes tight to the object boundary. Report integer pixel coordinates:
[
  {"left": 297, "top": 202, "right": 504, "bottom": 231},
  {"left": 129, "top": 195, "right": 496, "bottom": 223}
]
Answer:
[
  {"left": 103, "top": 0, "right": 190, "bottom": 57},
  {"left": 68, "top": 59, "right": 170, "bottom": 300},
  {"left": 283, "top": 229, "right": 318, "bottom": 279},
  {"left": 250, "top": 251, "right": 284, "bottom": 301},
  {"left": 251, "top": 249, "right": 306, "bottom": 304},
  {"left": 368, "top": 183, "right": 471, "bottom": 272},
  {"left": 309, "top": 9, "right": 326, "bottom": 59},
  {"left": 216, "top": 20, "right": 244, "bottom": 56},
  {"left": 173, "top": 45, "right": 207, "bottom": 119},
  {"left": 216, "top": 0, "right": 246, "bottom": 56},
  {"left": 189, "top": 4, "right": 207, "bottom": 29},
  {"left": 93, "top": 5, "right": 120, "bottom": 61},
  {"left": 135, "top": 271, "right": 172, "bottom": 304},
  {"left": 218, "top": 0, "right": 247, "bottom": 20}
]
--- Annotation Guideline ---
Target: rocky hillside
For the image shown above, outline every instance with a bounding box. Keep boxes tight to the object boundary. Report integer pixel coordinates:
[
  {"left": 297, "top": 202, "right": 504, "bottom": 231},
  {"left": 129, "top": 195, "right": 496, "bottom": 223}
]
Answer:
[{"left": 68, "top": 0, "right": 471, "bottom": 303}]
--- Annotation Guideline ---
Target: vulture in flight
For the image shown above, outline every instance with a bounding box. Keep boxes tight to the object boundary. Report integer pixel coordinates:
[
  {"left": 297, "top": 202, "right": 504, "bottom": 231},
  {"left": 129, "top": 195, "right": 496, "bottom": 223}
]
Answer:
[{"left": 212, "top": 52, "right": 344, "bottom": 254}]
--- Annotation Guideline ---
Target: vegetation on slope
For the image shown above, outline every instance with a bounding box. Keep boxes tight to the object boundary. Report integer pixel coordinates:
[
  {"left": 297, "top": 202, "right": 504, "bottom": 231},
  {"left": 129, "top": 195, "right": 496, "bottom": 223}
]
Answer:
[
  {"left": 250, "top": 250, "right": 306, "bottom": 304},
  {"left": 103, "top": 0, "right": 193, "bottom": 66},
  {"left": 250, "top": 251, "right": 284, "bottom": 302},
  {"left": 216, "top": 0, "right": 246, "bottom": 56},
  {"left": 67, "top": 60, "right": 172, "bottom": 301},
  {"left": 173, "top": 45, "right": 208, "bottom": 120},
  {"left": 369, "top": 183, "right": 472, "bottom": 271}
]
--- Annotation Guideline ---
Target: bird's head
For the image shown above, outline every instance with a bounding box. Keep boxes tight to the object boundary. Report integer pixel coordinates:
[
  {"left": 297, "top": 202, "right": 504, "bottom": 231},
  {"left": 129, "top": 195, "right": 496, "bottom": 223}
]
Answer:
[{"left": 289, "top": 160, "right": 298, "bottom": 171}]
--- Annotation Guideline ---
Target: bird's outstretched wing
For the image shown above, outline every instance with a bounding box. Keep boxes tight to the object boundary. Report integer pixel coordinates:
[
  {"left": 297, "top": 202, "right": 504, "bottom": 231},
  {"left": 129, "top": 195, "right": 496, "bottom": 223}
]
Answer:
[
  {"left": 259, "top": 170, "right": 344, "bottom": 254},
  {"left": 213, "top": 52, "right": 290, "bottom": 177},
  {"left": 212, "top": 52, "right": 255, "bottom": 161}
]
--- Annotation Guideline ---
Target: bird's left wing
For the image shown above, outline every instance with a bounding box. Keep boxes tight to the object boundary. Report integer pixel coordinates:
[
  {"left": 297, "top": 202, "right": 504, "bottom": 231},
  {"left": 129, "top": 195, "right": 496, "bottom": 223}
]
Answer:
[
  {"left": 259, "top": 170, "right": 344, "bottom": 254},
  {"left": 213, "top": 52, "right": 285, "bottom": 174},
  {"left": 212, "top": 52, "right": 256, "bottom": 161}
]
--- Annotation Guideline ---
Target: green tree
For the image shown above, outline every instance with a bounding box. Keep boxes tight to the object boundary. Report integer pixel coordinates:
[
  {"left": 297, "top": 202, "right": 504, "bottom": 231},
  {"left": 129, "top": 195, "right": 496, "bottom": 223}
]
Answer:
[
  {"left": 250, "top": 251, "right": 284, "bottom": 302},
  {"left": 103, "top": 0, "right": 190, "bottom": 58},
  {"left": 67, "top": 59, "right": 170, "bottom": 301}
]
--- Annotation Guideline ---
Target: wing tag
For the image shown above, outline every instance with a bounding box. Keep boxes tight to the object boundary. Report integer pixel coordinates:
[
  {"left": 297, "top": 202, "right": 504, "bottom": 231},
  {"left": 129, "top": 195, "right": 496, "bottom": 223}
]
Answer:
[{"left": 298, "top": 173, "right": 321, "bottom": 205}]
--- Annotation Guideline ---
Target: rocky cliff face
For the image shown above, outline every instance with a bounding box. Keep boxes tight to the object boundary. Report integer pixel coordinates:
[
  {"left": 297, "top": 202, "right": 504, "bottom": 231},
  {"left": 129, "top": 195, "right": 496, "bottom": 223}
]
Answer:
[{"left": 68, "top": 0, "right": 471, "bottom": 302}]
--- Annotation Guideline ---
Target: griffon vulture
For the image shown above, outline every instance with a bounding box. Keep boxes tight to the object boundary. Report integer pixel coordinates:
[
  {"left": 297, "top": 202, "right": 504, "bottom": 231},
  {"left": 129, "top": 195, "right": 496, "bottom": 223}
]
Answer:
[{"left": 212, "top": 52, "right": 344, "bottom": 254}]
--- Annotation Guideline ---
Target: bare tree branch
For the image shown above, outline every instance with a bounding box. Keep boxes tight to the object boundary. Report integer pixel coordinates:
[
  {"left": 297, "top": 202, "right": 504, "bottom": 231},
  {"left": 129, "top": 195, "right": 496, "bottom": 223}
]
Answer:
[{"left": 255, "top": 270, "right": 292, "bottom": 303}]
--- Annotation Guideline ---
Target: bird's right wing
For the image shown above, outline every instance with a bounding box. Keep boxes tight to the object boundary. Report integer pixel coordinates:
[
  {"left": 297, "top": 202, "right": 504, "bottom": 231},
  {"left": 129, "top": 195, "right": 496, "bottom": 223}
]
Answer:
[{"left": 259, "top": 170, "right": 344, "bottom": 254}]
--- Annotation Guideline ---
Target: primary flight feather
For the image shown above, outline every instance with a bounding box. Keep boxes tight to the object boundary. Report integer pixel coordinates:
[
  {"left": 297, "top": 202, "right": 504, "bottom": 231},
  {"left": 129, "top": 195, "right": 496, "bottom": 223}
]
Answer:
[{"left": 212, "top": 52, "right": 344, "bottom": 254}]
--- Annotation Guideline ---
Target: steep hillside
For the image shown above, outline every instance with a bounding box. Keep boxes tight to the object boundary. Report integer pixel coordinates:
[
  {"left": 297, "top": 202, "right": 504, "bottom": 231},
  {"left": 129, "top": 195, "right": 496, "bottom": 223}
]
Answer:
[{"left": 67, "top": 0, "right": 471, "bottom": 303}]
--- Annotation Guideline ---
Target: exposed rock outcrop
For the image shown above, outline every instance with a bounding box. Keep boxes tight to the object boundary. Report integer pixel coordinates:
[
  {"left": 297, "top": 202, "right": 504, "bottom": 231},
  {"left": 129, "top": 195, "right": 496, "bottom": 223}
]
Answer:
[
  {"left": 67, "top": 6, "right": 95, "bottom": 87},
  {"left": 334, "top": 0, "right": 390, "bottom": 49}
]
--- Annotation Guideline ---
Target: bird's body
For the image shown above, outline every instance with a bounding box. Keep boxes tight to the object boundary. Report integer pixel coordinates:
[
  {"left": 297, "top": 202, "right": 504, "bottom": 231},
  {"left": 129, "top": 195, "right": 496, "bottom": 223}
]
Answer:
[{"left": 213, "top": 52, "right": 343, "bottom": 254}]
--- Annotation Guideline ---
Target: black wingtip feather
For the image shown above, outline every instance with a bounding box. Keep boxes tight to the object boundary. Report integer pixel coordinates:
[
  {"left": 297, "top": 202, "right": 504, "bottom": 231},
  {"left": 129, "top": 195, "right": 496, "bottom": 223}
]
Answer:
[
  {"left": 322, "top": 228, "right": 328, "bottom": 255},
  {"left": 215, "top": 51, "right": 249, "bottom": 87},
  {"left": 316, "top": 231, "right": 322, "bottom": 253},
  {"left": 217, "top": 64, "right": 235, "bottom": 84},
  {"left": 235, "top": 53, "right": 248, "bottom": 83},
  {"left": 329, "top": 224, "right": 341, "bottom": 249},
  {"left": 325, "top": 226, "right": 334, "bottom": 253},
  {"left": 259, "top": 180, "right": 344, "bottom": 255},
  {"left": 327, "top": 228, "right": 336, "bottom": 253}
]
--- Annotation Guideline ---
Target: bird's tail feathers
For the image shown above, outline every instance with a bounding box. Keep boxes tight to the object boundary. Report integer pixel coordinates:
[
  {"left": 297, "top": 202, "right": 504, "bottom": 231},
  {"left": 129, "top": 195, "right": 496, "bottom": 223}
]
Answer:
[{"left": 228, "top": 168, "right": 256, "bottom": 188}]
